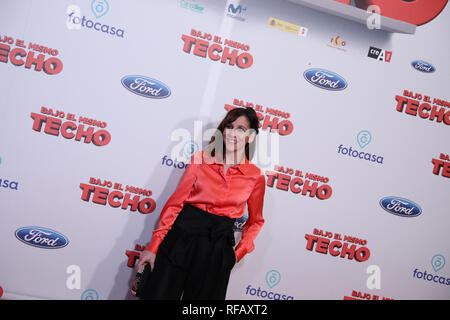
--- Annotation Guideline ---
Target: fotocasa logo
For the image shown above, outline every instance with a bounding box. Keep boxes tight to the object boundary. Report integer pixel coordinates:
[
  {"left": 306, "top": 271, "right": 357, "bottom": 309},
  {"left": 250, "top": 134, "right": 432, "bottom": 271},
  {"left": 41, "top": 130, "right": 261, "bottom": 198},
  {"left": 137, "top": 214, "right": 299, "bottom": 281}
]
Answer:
[
  {"left": 337, "top": 130, "right": 385, "bottom": 165},
  {"left": 66, "top": 1, "right": 125, "bottom": 38},
  {"left": 179, "top": 0, "right": 204, "bottom": 13},
  {"left": 245, "top": 270, "right": 294, "bottom": 300}
]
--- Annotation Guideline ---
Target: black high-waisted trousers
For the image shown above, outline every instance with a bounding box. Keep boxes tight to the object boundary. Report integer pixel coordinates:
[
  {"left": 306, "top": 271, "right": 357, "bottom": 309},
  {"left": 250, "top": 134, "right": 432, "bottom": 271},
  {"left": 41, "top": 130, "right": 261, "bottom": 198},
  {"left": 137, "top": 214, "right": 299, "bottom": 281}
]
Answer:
[{"left": 141, "top": 203, "right": 236, "bottom": 300}]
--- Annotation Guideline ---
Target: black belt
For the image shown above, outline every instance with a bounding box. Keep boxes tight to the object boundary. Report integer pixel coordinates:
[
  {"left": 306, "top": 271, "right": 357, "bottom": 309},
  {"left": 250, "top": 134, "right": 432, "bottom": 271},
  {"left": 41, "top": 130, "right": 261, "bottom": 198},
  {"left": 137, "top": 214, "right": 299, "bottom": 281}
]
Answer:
[{"left": 170, "top": 223, "right": 235, "bottom": 247}]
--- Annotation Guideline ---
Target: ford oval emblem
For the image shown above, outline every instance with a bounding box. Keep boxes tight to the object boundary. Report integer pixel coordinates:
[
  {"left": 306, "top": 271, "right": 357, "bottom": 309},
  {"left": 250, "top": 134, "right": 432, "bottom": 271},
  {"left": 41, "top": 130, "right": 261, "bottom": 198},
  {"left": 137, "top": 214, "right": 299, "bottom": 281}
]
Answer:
[
  {"left": 15, "top": 226, "right": 69, "bottom": 249},
  {"left": 411, "top": 60, "right": 435, "bottom": 73},
  {"left": 121, "top": 75, "right": 171, "bottom": 99},
  {"left": 303, "top": 68, "right": 347, "bottom": 91},
  {"left": 379, "top": 197, "right": 422, "bottom": 218}
]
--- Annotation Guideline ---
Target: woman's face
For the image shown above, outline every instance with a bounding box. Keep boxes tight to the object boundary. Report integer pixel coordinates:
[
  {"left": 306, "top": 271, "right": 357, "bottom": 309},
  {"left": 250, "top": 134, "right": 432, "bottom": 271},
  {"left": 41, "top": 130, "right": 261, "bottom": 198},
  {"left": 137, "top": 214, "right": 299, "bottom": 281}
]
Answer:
[{"left": 223, "top": 115, "right": 255, "bottom": 155}]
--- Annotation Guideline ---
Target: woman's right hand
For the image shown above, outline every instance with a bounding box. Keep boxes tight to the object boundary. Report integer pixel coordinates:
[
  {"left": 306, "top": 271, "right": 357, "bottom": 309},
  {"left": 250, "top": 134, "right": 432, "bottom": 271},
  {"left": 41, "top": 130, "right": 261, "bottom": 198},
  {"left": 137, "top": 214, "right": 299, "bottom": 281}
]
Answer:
[{"left": 137, "top": 249, "right": 156, "bottom": 272}]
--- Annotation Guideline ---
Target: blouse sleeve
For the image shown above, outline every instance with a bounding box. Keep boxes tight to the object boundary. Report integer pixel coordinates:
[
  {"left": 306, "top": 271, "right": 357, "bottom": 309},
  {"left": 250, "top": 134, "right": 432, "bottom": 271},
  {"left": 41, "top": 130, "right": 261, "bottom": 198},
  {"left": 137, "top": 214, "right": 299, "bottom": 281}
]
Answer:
[
  {"left": 234, "top": 173, "right": 266, "bottom": 262},
  {"left": 145, "top": 152, "right": 200, "bottom": 254}
]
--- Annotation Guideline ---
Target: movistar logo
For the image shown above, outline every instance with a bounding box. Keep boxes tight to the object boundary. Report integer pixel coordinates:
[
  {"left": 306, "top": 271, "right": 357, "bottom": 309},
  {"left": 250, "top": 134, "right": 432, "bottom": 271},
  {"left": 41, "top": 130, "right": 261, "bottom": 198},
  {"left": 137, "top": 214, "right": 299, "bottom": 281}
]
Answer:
[{"left": 228, "top": 4, "right": 247, "bottom": 14}]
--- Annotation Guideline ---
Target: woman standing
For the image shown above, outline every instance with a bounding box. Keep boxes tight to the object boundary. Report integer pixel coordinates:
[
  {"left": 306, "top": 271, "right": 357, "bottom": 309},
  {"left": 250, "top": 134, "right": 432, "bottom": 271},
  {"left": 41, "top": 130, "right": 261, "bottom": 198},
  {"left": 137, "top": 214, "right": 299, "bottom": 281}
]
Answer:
[{"left": 137, "top": 107, "right": 266, "bottom": 300}]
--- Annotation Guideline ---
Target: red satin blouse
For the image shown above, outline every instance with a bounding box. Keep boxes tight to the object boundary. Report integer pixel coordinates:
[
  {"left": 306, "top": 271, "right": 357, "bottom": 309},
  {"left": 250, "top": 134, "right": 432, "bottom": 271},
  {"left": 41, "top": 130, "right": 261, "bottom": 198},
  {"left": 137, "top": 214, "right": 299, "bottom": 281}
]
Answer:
[{"left": 146, "top": 150, "right": 266, "bottom": 262}]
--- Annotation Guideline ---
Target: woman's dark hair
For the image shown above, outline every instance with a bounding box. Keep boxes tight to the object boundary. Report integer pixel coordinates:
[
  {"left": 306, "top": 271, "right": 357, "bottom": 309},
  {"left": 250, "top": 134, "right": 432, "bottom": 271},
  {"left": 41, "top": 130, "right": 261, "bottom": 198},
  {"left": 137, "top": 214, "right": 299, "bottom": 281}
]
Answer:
[{"left": 207, "top": 107, "right": 259, "bottom": 161}]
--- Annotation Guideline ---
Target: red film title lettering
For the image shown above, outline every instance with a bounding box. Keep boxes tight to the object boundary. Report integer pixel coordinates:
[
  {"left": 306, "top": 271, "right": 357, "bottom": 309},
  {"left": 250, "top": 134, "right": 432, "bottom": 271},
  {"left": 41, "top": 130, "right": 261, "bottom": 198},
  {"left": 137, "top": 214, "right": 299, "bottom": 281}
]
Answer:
[
  {"left": 78, "top": 116, "right": 107, "bottom": 128},
  {"left": 351, "top": 291, "right": 372, "bottom": 300},
  {"left": 266, "top": 172, "right": 333, "bottom": 200},
  {"left": 432, "top": 154, "right": 450, "bottom": 178},
  {"left": 395, "top": 95, "right": 450, "bottom": 126},
  {"left": 0, "top": 43, "right": 63, "bottom": 74},
  {"left": 181, "top": 34, "right": 253, "bottom": 69},
  {"left": 40, "top": 106, "right": 65, "bottom": 118},
  {"left": 313, "top": 228, "right": 333, "bottom": 238},
  {"left": 0, "top": 35, "right": 14, "bottom": 44},
  {"left": 28, "top": 42, "right": 59, "bottom": 56},
  {"left": 224, "top": 105, "right": 294, "bottom": 135},
  {"left": 125, "top": 244, "right": 146, "bottom": 268},
  {"left": 305, "top": 234, "right": 370, "bottom": 262},
  {"left": 274, "top": 165, "right": 294, "bottom": 175},
  {"left": 79, "top": 183, "right": 156, "bottom": 214},
  {"left": 190, "top": 29, "right": 212, "bottom": 40},
  {"left": 125, "top": 250, "right": 140, "bottom": 268},
  {"left": 125, "top": 244, "right": 145, "bottom": 268},
  {"left": 265, "top": 107, "right": 290, "bottom": 119},
  {"left": 30, "top": 113, "right": 111, "bottom": 146},
  {"left": 89, "top": 177, "right": 113, "bottom": 188}
]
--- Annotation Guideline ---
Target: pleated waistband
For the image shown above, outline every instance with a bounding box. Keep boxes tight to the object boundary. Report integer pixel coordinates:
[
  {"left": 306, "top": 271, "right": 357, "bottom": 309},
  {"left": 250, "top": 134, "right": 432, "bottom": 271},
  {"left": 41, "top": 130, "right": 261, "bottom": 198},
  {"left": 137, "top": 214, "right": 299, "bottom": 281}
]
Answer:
[{"left": 171, "top": 203, "right": 235, "bottom": 246}]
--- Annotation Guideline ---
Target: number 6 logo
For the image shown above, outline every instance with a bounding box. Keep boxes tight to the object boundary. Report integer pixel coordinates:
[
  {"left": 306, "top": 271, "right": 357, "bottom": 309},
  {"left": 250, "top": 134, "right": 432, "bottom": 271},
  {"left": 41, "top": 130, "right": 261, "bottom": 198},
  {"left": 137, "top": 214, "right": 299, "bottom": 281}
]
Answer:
[{"left": 354, "top": 0, "right": 448, "bottom": 26}]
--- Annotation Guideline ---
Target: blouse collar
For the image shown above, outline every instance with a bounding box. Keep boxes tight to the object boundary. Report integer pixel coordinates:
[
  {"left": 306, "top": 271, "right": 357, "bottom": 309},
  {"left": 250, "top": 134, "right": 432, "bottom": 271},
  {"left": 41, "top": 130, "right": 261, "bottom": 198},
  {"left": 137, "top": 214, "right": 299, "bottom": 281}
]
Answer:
[{"left": 201, "top": 150, "right": 250, "bottom": 175}]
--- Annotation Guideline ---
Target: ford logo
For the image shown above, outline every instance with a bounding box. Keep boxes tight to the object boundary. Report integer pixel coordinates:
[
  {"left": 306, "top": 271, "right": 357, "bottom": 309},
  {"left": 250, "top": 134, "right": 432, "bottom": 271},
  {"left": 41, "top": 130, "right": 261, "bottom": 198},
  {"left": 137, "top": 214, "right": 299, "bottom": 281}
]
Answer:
[
  {"left": 121, "top": 75, "right": 171, "bottom": 99},
  {"left": 379, "top": 197, "right": 422, "bottom": 218},
  {"left": 411, "top": 60, "right": 435, "bottom": 73},
  {"left": 303, "top": 68, "right": 347, "bottom": 91},
  {"left": 15, "top": 226, "right": 69, "bottom": 249}
]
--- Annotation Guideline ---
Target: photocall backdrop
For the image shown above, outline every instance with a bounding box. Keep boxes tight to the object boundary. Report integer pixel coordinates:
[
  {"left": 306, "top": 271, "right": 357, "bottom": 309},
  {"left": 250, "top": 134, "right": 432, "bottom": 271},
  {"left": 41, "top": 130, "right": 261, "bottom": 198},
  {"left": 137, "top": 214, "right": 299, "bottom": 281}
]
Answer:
[{"left": 0, "top": 0, "right": 449, "bottom": 300}]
